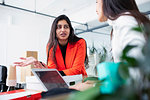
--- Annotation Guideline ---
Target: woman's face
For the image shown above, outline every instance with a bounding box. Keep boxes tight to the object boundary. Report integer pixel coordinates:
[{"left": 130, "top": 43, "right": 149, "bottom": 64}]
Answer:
[
  {"left": 96, "top": 0, "right": 107, "bottom": 22},
  {"left": 56, "top": 20, "right": 70, "bottom": 41}
]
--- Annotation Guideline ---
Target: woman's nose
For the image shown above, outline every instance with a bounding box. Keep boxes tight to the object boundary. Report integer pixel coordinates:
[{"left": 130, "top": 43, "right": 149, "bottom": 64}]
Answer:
[{"left": 61, "top": 27, "right": 65, "bottom": 31}]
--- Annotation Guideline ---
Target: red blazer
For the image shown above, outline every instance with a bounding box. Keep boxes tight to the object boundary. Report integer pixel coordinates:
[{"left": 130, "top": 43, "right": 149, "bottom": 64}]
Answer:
[{"left": 47, "top": 39, "right": 87, "bottom": 76}]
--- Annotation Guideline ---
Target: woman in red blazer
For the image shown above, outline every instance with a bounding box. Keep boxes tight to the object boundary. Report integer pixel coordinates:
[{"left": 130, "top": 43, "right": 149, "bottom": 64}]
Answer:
[
  {"left": 46, "top": 15, "right": 88, "bottom": 76},
  {"left": 47, "top": 38, "right": 87, "bottom": 76},
  {"left": 14, "top": 15, "right": 88, "bottom": 77}
]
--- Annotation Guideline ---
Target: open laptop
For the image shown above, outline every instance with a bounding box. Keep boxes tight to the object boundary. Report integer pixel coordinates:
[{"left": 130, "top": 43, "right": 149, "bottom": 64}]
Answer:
[{"left": 32, "top": 69, "right": 69, "bottom": 91}]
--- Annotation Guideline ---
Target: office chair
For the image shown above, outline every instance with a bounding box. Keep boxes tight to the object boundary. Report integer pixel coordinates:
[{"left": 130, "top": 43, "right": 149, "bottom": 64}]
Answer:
[{"left": 0, "top": 65, "right": 8, "bottom": 92}]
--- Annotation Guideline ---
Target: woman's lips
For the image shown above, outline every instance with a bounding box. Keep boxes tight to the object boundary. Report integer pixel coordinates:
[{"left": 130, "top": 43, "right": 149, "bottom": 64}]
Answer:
[{"left": 60, "top": 33, "right": 67, "bottom": 37}]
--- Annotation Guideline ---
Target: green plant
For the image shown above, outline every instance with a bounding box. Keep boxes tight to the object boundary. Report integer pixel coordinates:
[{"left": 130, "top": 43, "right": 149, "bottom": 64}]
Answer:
[
  {"left": 67, "top": 77, "right": 103, "bottom": 100},
  {"left": 89, "top": 42, "right": 97, "bottom": 54},
  {"left": 88, "top": 42, "right": 107, "bottom": 63},
  {"left": 98, "top": 46, "right": 107, "bottom": 63},
  {"left": 68, "top": 24, "right": 150, "bottom": 100},
  {"left": 117, "top": 24, "right": 150, "bottom": 100}
]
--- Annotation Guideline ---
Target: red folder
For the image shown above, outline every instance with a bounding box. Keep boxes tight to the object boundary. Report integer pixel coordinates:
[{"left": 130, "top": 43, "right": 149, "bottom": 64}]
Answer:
[{"left": 0, "top": 89, "right": 41, "bottom": 100}]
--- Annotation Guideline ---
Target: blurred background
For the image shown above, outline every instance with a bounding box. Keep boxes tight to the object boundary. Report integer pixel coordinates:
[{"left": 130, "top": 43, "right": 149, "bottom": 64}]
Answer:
[{"left": 0, "top": 0, "right": 150, "bottom": 71}]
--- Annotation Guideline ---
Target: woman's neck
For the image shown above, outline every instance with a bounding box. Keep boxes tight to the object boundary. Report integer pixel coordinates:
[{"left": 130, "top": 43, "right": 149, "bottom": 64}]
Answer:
[{"left": 58, "top": 40, "right": 68, "bottom": 46}]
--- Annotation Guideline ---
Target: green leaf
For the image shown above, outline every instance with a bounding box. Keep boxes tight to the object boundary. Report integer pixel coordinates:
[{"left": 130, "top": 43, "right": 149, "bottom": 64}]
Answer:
[
  {"left": 93, "top": 85, "right": 138, "bottom": 100},
  {"left": 83, "top": 77, "right": 104, "bottom": 87},
  {"left": 132, "top": 27, "right": 143, "bottom": 33},
  {"left": 118, "top": 63, "right": 129, "bottom": 80},
  {"left": 120, "top": 45, "right": 139, "bottom": 67},
  {"left": 121, "top": 45, "right": 137, "bottom": 57},
  {"left": 124, "top": 57, "right": 139, "bottom": 67},
  {"left": 67, "top": 86, "right": 100, "bottom": 100},
  {"left": 83, "top": 77, "right": 99, "bottom": 82},
  {"left": 99, "top": 46, "right": 107, "bottom": 63},
  {"left": 89, "top": 42, "right": 97, "bottom": 54}
]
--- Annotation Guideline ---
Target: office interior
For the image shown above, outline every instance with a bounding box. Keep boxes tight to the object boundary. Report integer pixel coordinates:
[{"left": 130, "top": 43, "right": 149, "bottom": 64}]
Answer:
[
  {"left": 0, "top": 0, "right": 150, "bottom": 68},
  {"left": 0, "top": 0, "right": 150, "bottom": 99}
]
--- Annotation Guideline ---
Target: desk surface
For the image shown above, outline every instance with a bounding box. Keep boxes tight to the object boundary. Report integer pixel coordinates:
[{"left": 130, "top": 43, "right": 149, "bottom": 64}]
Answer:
[{"left": 0, "top": 89, "right": 41, "bottom": 100}]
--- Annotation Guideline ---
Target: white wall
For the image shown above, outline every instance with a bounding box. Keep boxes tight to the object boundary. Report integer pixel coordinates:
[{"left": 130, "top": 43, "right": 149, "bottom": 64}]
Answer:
[
  {"left": 78, "top": 31, "right": 112, "bottom": 61},
  {"left": 0, "top": 5, "right": 52, "bottom": 67},
  {"left": 0, "top": 5, "right": 112, "bottom": 69},
  {"left": 0, "top": 0, "right": 149, "bottom": 68}
]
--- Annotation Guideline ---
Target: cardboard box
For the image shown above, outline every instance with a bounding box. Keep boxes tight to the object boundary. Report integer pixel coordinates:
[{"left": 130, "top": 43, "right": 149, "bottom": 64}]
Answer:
[{"left": 16, "top": 51, "right": 38, "bottom": 83}]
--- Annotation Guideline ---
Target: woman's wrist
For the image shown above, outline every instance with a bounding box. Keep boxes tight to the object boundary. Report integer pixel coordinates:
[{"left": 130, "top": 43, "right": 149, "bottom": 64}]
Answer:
[
  {"left": 33, "top": 60, "right": 39, "bottom": 65},
  {"left": 32, "top": 61, "right": 43, "bottom": 68}
]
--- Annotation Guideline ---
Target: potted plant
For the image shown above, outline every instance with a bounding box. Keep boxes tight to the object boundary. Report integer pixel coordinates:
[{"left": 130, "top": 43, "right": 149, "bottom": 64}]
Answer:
[{"left": 68, "top": 24, "right": 150, "bottom": 100}]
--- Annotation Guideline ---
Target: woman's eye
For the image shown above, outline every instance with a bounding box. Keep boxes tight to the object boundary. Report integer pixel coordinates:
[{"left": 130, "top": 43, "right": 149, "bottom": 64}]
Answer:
[
  {"left": 64, "top": 25, "right": 69, "bottom": 29},
  {"left": 57, "top": 25, "right": 62, "bottom": 29},
  {"left": 57, "top": 25, "right": 69, "bottom": 29}
]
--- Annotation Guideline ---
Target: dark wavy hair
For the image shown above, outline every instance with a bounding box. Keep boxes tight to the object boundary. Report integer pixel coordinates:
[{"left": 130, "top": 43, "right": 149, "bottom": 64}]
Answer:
[
  {"left": 102, "top": 0, "right": 150, "bottom": 24},
  {"left": 102, "top": 0, "right": 150, "bottom": 38},
  {"left": 47, "top": 15, "right": 88, "bottom": 68}
]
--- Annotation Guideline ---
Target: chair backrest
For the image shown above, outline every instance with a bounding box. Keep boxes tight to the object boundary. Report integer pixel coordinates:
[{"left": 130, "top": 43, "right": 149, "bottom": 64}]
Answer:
[{"left": 0, "top": 65, "right": 7, "bottom": 92}]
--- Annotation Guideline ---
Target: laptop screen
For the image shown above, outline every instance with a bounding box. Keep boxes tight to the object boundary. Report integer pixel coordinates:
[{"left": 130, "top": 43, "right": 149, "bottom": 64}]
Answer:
[{"left": 32, "top": 69, "right": 68, "bottom": 91}]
